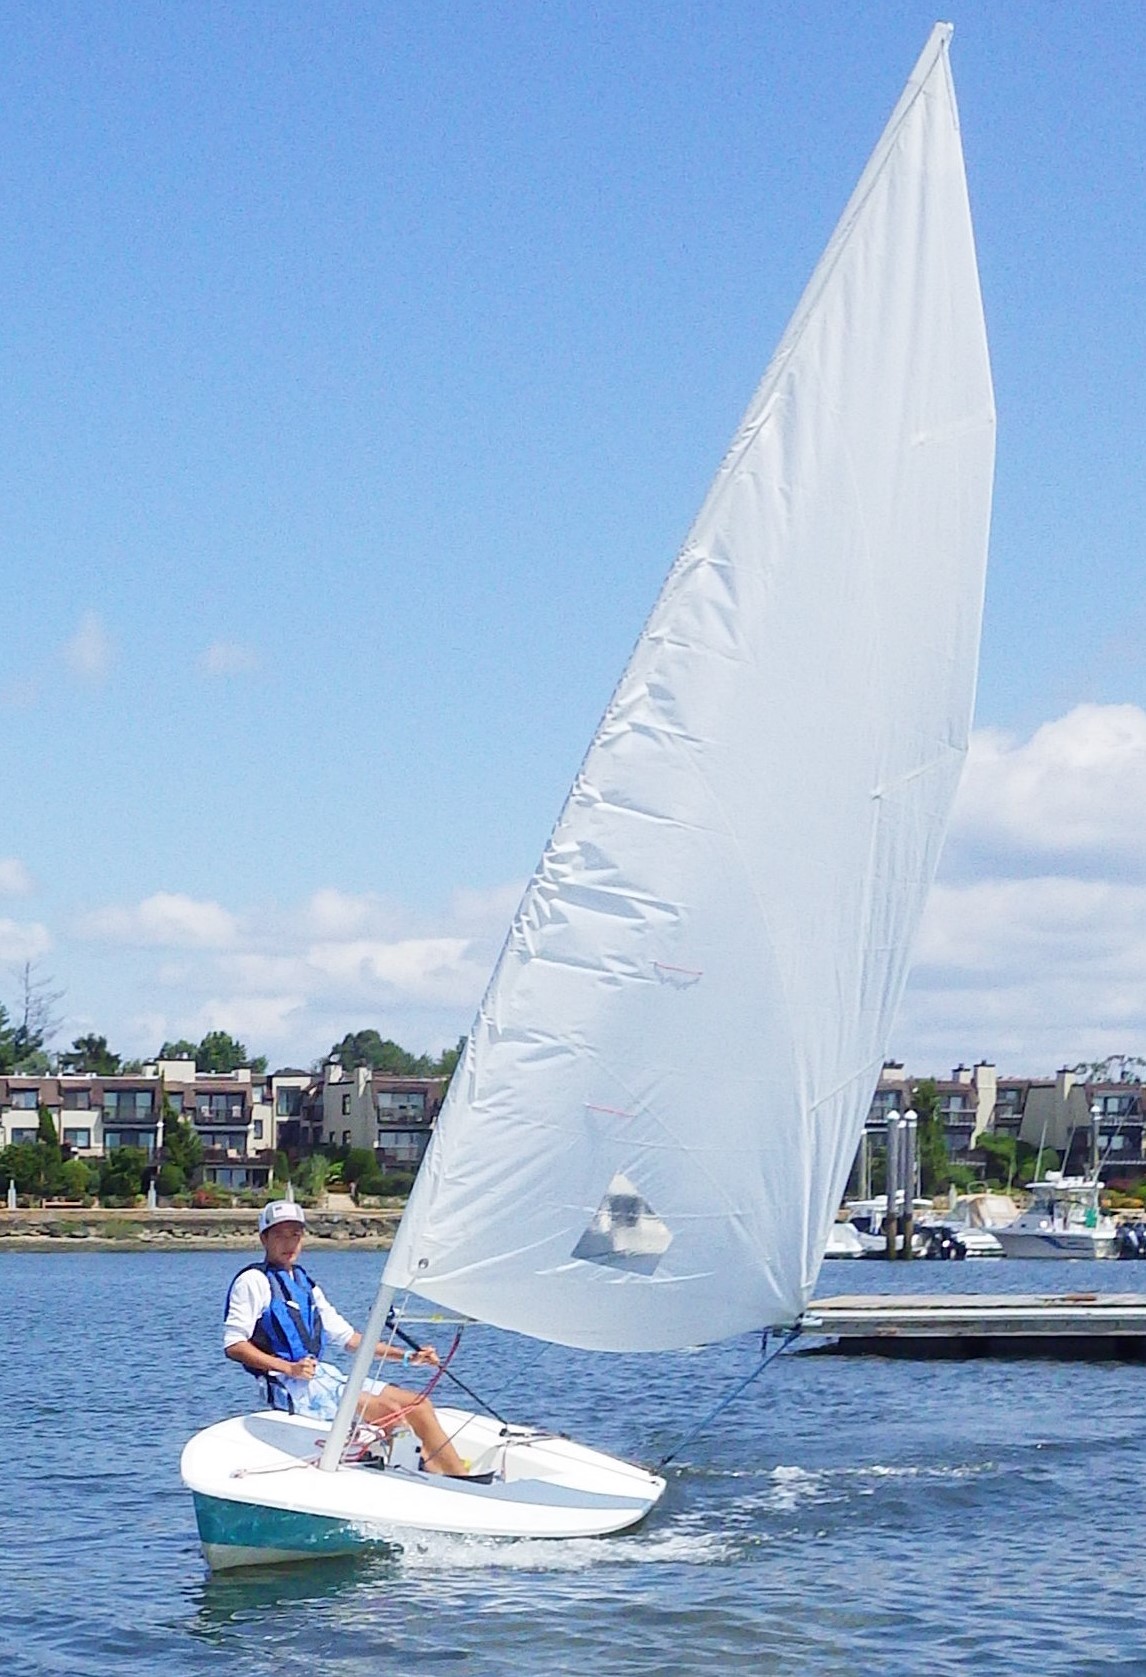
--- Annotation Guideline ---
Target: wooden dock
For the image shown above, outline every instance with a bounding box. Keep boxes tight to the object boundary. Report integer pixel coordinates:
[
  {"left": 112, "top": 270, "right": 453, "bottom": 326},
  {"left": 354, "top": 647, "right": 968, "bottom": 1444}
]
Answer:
[{"left": 802, "top": 1293, "right": 1146, "bottom": 1360}]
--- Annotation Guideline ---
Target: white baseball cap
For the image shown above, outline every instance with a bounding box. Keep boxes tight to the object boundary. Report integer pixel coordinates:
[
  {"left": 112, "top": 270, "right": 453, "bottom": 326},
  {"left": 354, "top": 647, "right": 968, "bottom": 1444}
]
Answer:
[{"left": 259, "top": 1199, "right": 306, "bottom": 1233}]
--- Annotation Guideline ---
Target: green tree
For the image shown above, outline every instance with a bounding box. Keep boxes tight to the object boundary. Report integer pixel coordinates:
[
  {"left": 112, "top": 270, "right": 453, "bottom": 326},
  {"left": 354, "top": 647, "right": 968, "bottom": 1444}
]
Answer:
[
  {"left": 0, "top": 1141, "right": 46, "bottom": 1197},
  {"left": 294, "top": 1153, "right": 330, "bottom": 1202},
  {"left": 329, "top": 1030, "right": 431, "bottom": 1075},
  {"left": 432, "top": 1036, "right": 467, "bottom": 1081},
  {"left": 158, "top": 1039, "right": 199, "bottom": 1062},
  {"left": 60, "top": 1034, "right": 122, "bottom": 1075},
  {"left": 59, "top": 1157, "right": 98, "bottom": 1200},
  {"left": 976, "top": 1130, "right": 1018, "bottom": 1189},
  {"left": 195, "top": 1030, "right": 265, "bottom": 1075},
  {"left": 0, "top": 1003, "right": 15, "bottom": 1074},
  {"left": 156, "top": 1161, "right": 186, "bottom": 1197},
  {"left": 162, "top": 1112, "right": 203, "bottom": 1178},
  {"left": 342, "top": 1148, "right": 378, "bottom": 1187},
  {"left": 911, "top": 1077, "right": 951, "bottom": 1194},
  {"left": 99, "top": 1146, "right": 148, "bottom": 1204},
  {"left": 160, "top": 1032, "right": 265, "bottom": 1075}
]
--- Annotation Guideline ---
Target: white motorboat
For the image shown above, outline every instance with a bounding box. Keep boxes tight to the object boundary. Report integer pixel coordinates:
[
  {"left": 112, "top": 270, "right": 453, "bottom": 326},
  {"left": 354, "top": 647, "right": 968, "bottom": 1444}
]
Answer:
[
  {"left": 844, "top": 1197, "right": 928, "bottom": 1257},
  {"left": 993, "top": 1175, "right": 1118, "bottom": 1259},
  {"left": 824, "top": 1220, "right": 866, "bottom": 1259},
  {"left": 932, "top": 1192, "right": 1018, "bottom": 1257},
  {"left": 182, "top": 22, "right": 993, "bottom": 1568}
]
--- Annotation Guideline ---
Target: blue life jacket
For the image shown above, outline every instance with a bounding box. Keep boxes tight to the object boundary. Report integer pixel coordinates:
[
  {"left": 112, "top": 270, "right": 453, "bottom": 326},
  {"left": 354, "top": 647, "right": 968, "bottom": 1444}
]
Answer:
[{"left": 225, "top": 1261, "right": 326, "bottom": 1411}]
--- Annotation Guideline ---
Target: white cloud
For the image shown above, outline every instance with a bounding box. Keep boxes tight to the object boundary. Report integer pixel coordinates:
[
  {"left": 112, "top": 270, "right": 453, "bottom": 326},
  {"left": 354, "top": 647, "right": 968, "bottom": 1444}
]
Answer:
[
  {"left": 200, "top": 640, "right": 260, "bottom": 677},
  {"left": 0, "top": 859, "right": 34, "bottom": 897},
  {"left": 47, "top": 704, "right": 1146, "bottom": 1074},
  {"left": 306, "top": 936, "right": 479, "bottom": 1005},
  {"left": 77, "top": 892, "right": 239, "bottom": 949},
  {"left": 0, "top": 919, "right": 52, "bottom": 962},
  {"left": 303, "top": 888, "right": 400, "bottom": 940},
  {"left": 947, "top": 703, "right": 1146, "bottom": 875},
  {"left": 195, "top": 994, "right": 306, "bottom": 1045},
  {"left": 62, "top": 611, "right": 113, "bottom": 681},
  {"left": 449, "top": 881, "right": 525, "bottom": 934},
  {"left": 893, "top": 702, "right": 1146, "bottom": 1072}
]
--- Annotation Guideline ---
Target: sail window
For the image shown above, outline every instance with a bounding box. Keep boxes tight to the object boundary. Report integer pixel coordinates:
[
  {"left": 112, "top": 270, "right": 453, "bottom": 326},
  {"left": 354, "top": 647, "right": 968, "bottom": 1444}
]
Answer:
[{"left": 572, "top": 1173, "right": 673, "bottom": 1275}]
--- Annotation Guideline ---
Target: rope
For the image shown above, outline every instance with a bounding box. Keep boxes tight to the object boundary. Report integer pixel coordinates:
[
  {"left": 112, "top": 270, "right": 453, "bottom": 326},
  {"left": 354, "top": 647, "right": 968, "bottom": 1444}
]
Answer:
[
  {"left": 340, "top": 1326, "right": 463, "bottom": 1462},
  {"left": 656, "top": 1324, "right": 802, "bottom": 1470},
  {"left": 388, "top": 1318, "right": 512, "bottom": 1426}
]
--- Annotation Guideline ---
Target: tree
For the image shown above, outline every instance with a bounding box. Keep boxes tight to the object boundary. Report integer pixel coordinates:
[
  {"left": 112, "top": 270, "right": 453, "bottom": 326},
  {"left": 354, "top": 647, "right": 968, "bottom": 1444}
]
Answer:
[
  {"left": 158, "top": 1039, "right": 199, "bottom": 1062},
  {"left": 432, "top": 1036, "right": 467, "bottom": 1081},
  {"left": 158, "top": 1032, "right": 264, "bottom": 1074},
  {"left": 9, "top": 961, "right": 64, "bottom": 1069},
  {"left": 342, "top": 1148, "right": 378, "bottom": 1187},
  {"left": 911, "top": 1077, "right": 951, "bottom": 1194},
  {"left": 99, "top": 1146, "right": 148, "bottom": 1204},
  {"left": 0, "top": 1003, "right": 15, "bottom": 1074},
  {"left": 59, "top": 1034, "right": 122, "bottom": 1075},
  {"left": 196, "top": 1031, "right": 264, "bottom": 1074},
  {"left": 1073, "top": 1055, "right": 1146, "bottom": 1084},
  {"left": 163, "top": 1113, "right": 203, "bottom": 1178},
  {"left": 329, "top": 1030, "right": 432, "bottom": 1075},
  {"left": 976, "top": 1130, "right": 1018, "bottom": 1189}
]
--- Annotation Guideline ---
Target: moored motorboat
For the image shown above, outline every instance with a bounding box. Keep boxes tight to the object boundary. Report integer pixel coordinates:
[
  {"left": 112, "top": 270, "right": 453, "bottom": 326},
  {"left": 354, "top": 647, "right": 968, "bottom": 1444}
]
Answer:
[{"left": 993, "top": 1176, "right": 1117, "bottom": 1259}]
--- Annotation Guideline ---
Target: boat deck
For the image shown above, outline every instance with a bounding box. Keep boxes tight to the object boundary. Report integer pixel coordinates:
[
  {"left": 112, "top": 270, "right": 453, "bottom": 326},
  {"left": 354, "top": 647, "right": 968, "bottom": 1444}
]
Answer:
[{"left": 802, "top": 1293, "right": 1146, "bottom": 1359}]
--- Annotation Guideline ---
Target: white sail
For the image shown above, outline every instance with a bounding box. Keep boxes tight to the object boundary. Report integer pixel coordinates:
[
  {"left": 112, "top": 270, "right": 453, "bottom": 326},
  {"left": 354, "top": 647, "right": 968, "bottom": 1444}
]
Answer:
[{"left": 386, "top": 23, "right": 994, "bottom": 1351}]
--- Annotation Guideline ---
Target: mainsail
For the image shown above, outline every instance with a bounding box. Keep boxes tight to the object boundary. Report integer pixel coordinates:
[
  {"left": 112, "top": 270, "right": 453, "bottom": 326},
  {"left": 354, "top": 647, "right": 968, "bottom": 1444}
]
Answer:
[{"left": 385, "top": 23, "right": 994, "bottom": 1351}]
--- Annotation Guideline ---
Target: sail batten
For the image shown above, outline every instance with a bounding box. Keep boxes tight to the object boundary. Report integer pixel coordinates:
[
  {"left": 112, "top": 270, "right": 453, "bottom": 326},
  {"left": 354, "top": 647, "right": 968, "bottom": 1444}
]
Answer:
[{"left": 385, "top": 24, "right": 994, "bottom": 1352}]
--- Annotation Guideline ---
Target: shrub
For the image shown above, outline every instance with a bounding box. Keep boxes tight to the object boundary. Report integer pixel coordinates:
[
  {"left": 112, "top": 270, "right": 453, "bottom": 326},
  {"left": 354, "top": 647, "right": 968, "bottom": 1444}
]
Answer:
[
  {"left": 59, "top": 1157, "right": 97, "bottom": 1200},
  {"left": 156, "top": 1162, "right": 186, "bottom": 1197},
  {"left": 99, "top": 1146, "right": 148, "bottom": 1204},
  {"left": 190, "top": 1182, "right": 234, "bottom": 1209}
]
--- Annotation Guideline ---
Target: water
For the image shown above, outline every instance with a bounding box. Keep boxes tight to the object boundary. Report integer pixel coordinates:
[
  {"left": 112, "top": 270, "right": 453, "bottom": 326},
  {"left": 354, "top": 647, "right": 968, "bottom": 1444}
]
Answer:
[{"left": 6, "top": 1250, "right": 1146, "bottom": 1676}]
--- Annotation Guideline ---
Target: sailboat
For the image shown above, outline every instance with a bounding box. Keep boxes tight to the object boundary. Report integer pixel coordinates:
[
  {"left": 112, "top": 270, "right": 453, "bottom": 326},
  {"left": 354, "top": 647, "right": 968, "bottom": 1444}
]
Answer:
[{"left": 181, "top": 21, "right": 994, "bottom": 1569}]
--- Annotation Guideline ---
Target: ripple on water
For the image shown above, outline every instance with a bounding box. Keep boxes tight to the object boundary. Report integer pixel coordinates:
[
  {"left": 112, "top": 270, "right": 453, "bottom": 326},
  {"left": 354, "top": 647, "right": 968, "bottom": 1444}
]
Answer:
[{"left": 8, "top": 1251, "right": 1146, "bottom": 1677}]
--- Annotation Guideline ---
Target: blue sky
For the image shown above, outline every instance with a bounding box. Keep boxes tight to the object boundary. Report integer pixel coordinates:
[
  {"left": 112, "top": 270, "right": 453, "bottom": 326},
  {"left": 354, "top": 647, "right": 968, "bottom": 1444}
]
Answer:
[{"left": 2, "top": 2, "right": 1145, "bottom": 1073}]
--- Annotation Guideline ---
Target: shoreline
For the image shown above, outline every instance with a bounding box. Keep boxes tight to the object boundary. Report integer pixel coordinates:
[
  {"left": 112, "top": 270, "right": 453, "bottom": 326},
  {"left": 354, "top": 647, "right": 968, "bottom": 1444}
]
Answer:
[{"left": 0, "top": 1205, "right": 401, "bottom": 1251}]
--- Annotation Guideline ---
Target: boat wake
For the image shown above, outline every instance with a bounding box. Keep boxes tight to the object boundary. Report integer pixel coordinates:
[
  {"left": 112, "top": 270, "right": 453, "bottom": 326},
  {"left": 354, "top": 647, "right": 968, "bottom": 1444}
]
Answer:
[
  {"left": 761, "top": 1461, "right": 995, "bottom": 1514},
  {"left": 389, "top": 1525, "right": 732, "bottom": 1573}
]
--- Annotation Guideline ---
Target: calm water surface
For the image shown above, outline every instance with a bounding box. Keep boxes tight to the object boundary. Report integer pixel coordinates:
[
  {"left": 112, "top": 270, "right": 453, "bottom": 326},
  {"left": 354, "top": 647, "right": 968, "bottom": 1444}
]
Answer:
[{"left": 5, "top": 1250, "right": 1146, "bottom": 1676}]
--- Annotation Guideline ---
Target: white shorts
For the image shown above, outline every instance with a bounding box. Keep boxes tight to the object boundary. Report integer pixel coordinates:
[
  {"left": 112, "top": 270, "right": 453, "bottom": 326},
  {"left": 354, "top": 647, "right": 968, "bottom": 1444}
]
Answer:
[{"left": 276, "top": 1361, "right": 388, "bottom": 1421}]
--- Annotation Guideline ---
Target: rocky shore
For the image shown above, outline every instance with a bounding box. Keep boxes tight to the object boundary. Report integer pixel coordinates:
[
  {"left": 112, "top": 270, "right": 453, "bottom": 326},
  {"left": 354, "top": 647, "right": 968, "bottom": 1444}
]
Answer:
[{"left": 0, "top": 1205, "right": 402, "bottom": 1251}]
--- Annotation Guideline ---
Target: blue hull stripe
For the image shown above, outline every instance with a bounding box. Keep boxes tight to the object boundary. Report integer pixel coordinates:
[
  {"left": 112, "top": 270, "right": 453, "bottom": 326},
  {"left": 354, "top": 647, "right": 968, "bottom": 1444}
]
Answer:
[{"left": 193, "top": 1492, "right": 379, "bottom": 1560}]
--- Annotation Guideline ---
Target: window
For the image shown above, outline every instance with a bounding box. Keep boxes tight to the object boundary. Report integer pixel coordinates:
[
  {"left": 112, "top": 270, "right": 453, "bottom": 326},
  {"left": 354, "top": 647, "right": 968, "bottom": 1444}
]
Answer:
[
  {"left": 105, "top": 1090, "right": 154, "bottom": 1116},
  {"left": 376, "top": 1091, "right": 426, "bottom": 1119},
  {"left": 166, "top": 1091, "right": 184, "bottom": 1114},
  {"left": 342, "top": 1129, "right": 351, "bottom": 1147},
  {"left": 253, "top": 1119, "right": 263, "bottom": 1140},
  {"left": 276, "top": 1086, "right": 303, "bottom": 1117},
  {"left": 63, "top": 1127, "right": 92, "bottom": 1149},
  {"left": 63, "top": 1088, "right": 91, "bottom": 1111},
  {"left": 11, "top": 1089, "right": 38, "bottom": 1110},
  {"left": 10, "top": 1127, "right": 37, "bottom": 1144},
  {"left": 104, "top": 1129, "right": 156, "bottom": 1152},
  {"left": 341, "top": 1092, "right": 351, "bottom": 1116},
  {"left": 196, "top": 1093, "right": 245, "bottom": 1122}
]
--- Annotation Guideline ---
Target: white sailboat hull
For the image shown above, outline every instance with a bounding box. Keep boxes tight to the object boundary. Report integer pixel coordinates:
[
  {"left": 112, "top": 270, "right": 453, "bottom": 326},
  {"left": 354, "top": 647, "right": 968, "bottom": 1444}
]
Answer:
[{"left": 181, "top": 1408, "right": 665, "bottom": 1570}]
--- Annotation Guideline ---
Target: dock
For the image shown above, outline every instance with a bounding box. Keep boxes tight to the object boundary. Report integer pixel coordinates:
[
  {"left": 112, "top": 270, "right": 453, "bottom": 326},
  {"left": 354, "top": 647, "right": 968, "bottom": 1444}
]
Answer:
[{"left": 802, "top": 1293, "right": 1146, "bottom": 1360}]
